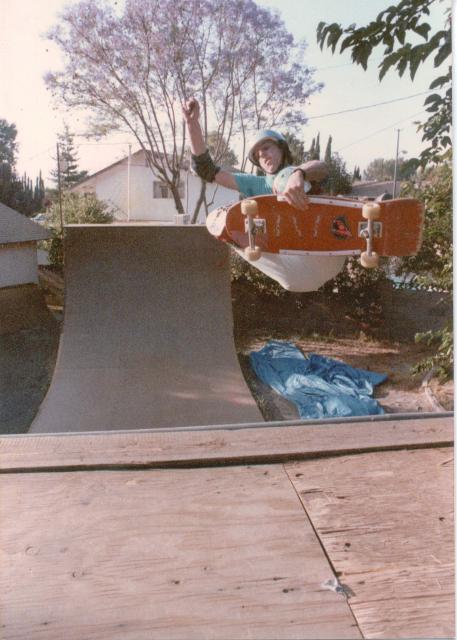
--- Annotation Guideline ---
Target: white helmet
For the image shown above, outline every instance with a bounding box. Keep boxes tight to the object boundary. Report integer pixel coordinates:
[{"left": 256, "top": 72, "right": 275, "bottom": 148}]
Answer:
[{"left": 248, "top": 129, "right": 292, "bottom": 167}]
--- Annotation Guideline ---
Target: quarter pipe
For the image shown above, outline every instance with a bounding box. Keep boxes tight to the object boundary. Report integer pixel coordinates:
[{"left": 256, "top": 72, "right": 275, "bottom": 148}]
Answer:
[{"left": 30, "top": 225, "right": 263, "bottom": 433}]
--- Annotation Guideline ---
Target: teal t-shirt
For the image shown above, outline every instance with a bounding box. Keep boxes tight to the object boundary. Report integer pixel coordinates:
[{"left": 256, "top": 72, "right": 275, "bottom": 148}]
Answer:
[
  {"left": 233, "top": 172, "right": 276, "bottom": 198},
  {"left": 233, "top": 165, "right": 300, "bottom": 198}
]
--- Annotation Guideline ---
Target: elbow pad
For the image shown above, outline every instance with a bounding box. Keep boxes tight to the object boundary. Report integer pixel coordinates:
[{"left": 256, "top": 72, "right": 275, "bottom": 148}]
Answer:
[{"left": 191, "top": 150, "right": 220, "bottom": 183}]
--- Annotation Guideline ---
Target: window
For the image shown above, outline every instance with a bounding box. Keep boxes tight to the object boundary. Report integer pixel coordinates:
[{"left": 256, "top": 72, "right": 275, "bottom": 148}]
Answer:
[{"left": 153, "top": 181, "right": 185, "bottom": 199}]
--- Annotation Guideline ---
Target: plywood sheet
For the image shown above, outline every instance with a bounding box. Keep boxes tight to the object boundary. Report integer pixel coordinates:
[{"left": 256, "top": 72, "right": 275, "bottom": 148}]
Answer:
[
  {"left": 0, "top": 465, "right": 361, "bottom": 639},
  {"left": 286, "top": 448, "right": 454, "bottom": 638},
  {"left": 1, "top": 415, "right": 452, "bottom": 471}
]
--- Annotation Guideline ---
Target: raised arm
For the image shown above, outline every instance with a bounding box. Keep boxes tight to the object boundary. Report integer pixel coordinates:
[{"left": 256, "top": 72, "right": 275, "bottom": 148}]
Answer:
[{"left": 182, "top": 98, "right": 238, "bottom": 191}]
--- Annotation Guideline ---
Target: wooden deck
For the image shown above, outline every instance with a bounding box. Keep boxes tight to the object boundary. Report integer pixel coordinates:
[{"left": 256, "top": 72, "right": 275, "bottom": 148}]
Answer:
[{"left": 0, "top": 414, "right": 454, "bottom": 639}]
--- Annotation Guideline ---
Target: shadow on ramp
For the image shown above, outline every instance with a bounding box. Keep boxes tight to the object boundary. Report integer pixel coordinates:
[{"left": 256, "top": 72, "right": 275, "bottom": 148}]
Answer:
[{"left": 30, "top": 225, "right": 262, "bottom": 433}]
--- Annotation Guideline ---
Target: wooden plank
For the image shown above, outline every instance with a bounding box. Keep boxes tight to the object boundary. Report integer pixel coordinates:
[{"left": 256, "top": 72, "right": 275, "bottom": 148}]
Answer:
[
  {"left": 0, "top": 415, "right": 453, "bottom": 472},
  {"left": 0, "top": 465, "right": 361, "bottom": 640},
  {"left": 285, "top": 448, "right": 454, "bottom": 638}
]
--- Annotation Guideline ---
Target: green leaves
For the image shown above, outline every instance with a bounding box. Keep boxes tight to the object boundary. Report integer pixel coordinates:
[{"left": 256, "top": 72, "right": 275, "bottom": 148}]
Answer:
[
  {"left": 429, "top": 68, "right": 451, "bottom": 90},
  {"left": 316, "top": 0, "right": 451, "bottom": 164},
  {"left": 412, "top": 22, "right": 431, "bottom": 40},
  {"left": 351, "top": 41, "right": 372, "bottom": 70},
  {"left": 316, "top": 22, "right": 343, "bottom": 53},
  {"left": 434, "top": 32, "right": 451, "bottom": 67},
  {"left": 424, "top": 92, "right": 444, "bottom": 111}
]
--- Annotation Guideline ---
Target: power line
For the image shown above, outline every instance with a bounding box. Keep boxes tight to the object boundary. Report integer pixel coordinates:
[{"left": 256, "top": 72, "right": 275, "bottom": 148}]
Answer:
[
  {"left": 307, "top": 89, "right": 434, "bottom": 120},
  {"left": 336, "top": 109, "right": 427, "bottom": 152},
  {"left": 23, "top": 146, "right": 54, "bottom": 161},
  {"left": 313, "top": 62, "right": 353, "bottom": 71}
]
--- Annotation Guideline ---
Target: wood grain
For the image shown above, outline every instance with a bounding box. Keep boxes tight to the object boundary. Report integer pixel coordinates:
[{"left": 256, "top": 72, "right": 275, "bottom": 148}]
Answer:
[
  {"left": 286, "top": 447, "right": 454, "bottom": 638},
  {"left": 0, "top": 465, "right": 361, "bottom": 639},
  {"left": 0, "top": 415, "right": 453, "bottom": 472}
]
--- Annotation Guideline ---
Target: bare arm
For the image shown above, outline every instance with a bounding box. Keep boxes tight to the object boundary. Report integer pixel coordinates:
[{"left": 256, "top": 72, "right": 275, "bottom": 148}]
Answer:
[
  {"left": 182, "top": 98, "right": 238, "bottom": 191},
  {"left": 299, "top": 160, "right": 329, "bottom": 183}
]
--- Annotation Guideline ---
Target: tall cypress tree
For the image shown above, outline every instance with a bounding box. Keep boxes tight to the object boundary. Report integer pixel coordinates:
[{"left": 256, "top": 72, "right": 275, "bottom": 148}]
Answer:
[
  {"left": 0, "top": 119, "right": 45, "bottom": 214},
  {"left": 309, "top": 138, "right": 315, "bottom": 159},
  {"left": 52, "top": 124, "right": 88, "bottom": 189},
  {"left": 324, "top": 135, "right": 332, "bottom": 164},
  {"left": 315, "top": 133, "right": 321, "bottom": 160},
  {"left": 309, "top": 134, "right": 321, "bottom": 160}
]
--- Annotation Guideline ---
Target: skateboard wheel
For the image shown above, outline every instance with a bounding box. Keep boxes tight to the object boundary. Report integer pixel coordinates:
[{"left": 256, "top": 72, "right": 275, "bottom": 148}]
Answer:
[
  {"left": 362, "top": 202, "right": 381, "bottom": 220},
  {"left": 241, "top": 199, "right": 258, "bottom": 216},
  {"left": 244, "top": 246, "right": 262, "bottom": 262},
  {"left": 360, "top": 251, "right": 379, "bottom": 268}
]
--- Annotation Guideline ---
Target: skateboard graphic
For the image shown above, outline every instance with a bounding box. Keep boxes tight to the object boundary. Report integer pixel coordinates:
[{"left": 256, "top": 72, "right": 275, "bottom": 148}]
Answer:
[{"left": 207, "top": 194, "right": 424, "bottom": 266}]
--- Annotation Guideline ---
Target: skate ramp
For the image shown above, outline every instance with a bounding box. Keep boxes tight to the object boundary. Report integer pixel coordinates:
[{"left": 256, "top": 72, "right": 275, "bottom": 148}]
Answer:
[{"left": 30, "top": 225, "right": 262, "bottom": 433}]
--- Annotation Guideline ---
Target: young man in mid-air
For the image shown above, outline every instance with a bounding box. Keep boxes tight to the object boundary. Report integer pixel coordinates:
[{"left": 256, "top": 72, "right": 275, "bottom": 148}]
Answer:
[{"left": 182, "top": 97, "right": 329, "bottom": 210}]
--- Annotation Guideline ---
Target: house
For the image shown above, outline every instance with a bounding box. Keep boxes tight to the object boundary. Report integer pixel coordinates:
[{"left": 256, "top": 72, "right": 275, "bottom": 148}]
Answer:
[
  {"left": 351, "top": 180, "right": 406, "bottom": 200},
  {"left": 71, "top": 149, "right": 240, "bottom": 222},
  {"left": 0, "top": 202, "right": 50, "bottom": 288}
]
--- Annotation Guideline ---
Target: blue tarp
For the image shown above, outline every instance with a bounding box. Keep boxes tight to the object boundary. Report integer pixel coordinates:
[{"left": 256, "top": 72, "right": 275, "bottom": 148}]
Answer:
[{"left": 249, "top": 340, "right": 387, "bottom": 420}]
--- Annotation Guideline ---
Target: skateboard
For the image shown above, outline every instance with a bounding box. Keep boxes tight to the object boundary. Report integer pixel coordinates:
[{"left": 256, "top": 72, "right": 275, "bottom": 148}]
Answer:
[{"left": 206, "top": 194, "right": 424, "bottom": 268}]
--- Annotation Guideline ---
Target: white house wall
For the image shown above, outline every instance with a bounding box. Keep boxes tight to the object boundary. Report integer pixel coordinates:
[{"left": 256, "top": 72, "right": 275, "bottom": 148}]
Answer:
[
  {"left": 0, "top": 243, "right": 38, "bottom": 287},
  {"left": 186, "top": 176, "right": 239, "bottom": 221},
  {"left": 73, "top": 154, "right": 240, "bottom": 223}
]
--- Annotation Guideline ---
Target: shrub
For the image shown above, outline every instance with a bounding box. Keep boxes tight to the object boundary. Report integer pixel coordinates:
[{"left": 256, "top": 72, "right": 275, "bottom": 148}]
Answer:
[
  {"left": 398, "top": 163, "right": 452, "bottom": 292},
  {"left": 44, "top": 193, "right": 114, "bottom": 269},
  {"left": 230, "top": 250, "right": 286, "bottom": 297},
  {"left": 399, "top": 163, "right": 453, "bottom": 380},
  {"left": 412, "top": 324, "right": 453, "bottom": 382},
  {"left": 320, "top": 257, "right": 388, "bottom": 322}
]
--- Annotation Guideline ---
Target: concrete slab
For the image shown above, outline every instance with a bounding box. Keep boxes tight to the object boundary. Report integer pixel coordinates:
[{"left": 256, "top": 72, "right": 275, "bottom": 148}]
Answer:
[{"left": 30, "top": 225, "right": 262, "bottom": 433}]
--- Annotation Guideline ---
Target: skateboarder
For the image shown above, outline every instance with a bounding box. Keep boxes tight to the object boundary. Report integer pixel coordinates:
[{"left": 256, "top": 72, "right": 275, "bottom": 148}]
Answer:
[{"left": 182, "top": 98, "right": 328, "bottom": 211}]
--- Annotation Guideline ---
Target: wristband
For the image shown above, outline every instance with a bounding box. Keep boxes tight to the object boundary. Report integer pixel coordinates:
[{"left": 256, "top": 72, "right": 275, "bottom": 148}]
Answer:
[
  {"left": 292, "top": 167, "right": 307, "bottom": 180},
  {"left": 292, "top": 168, "right": 312, "bottom": 193}
]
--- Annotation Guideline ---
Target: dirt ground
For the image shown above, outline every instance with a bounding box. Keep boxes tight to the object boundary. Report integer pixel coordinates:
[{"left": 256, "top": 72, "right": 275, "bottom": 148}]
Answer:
[{"left": 0, "top": 272, "right": 453, "bottom": 435}]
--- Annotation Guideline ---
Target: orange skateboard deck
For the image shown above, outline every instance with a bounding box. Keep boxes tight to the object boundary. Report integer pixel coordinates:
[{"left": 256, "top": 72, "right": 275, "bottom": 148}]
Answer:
[{"left": 206, "top": 195, "right": 424, "bottom": 266}]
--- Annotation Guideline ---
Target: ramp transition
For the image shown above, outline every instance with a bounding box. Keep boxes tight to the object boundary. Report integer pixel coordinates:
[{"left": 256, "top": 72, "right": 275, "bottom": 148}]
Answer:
[{"left": 30, "top": 225, "right": 262, "bottom": 433}]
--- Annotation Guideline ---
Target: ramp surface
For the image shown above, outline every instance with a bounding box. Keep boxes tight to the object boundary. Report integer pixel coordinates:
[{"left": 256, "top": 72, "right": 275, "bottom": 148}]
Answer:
[{"left": 30, "top": 225, "right": 262, "bottom": 433}]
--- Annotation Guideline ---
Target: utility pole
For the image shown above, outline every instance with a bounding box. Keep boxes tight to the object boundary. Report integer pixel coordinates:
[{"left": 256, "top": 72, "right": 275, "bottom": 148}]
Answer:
[
  {"left": 127, "top": 143, "right": 131, "bottom": 221},
  {"left": 56, "top": 143, "right": 64, "bottom": 234},
  {"left": 392, "top": 128, "right": 401, "bottom": 199}
]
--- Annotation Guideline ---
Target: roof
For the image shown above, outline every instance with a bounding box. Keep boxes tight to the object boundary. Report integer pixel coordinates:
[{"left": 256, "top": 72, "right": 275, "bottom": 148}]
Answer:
[
  {"left": 71, "top": 148, "right": 241, "bottom": 190},
  {"left": 351, "top": 180, "right": 405, "bottom": 198},
  {"left": 71, "top": 149, "right": 190, "bottom": 188},
  {"left": 0, "top": 202, "right": 51, "bottom": 244}
]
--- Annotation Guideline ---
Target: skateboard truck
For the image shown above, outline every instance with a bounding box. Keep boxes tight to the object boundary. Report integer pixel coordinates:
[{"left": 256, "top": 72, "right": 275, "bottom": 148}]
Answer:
[
  {"left": 241, "top": 199, "right": 262, "bottom": 261},
  {"left": 360, "top": 202, "right": 380, "bottom": 268}
]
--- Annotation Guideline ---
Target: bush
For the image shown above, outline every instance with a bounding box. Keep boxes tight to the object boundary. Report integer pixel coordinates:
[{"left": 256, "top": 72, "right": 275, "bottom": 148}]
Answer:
[
  {"left": 399, "top": 163, "right": 453, "bottom": 380},
  {"left": 230, "top": 250, "right": 285, "bottom": 297},
  {"left": 44, "top": 193, "right": 114, "bottom": 269},
  {"left": 320, "top": 257, "right": 388, "bottom": 322},
  {"left": 398, "top": 163, "right": 452, "bottom": 291},
  {"left": 412, "top": 324, "right": 453, "bottom": 382},
  {"left": 231, "top": 246, "right": 389, "bottom": 323}
]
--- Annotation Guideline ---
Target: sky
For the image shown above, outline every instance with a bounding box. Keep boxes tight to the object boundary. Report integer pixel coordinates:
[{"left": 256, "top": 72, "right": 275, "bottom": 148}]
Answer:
[{"left": 0, "top": 0, "right": 450, "bottom": 186}]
